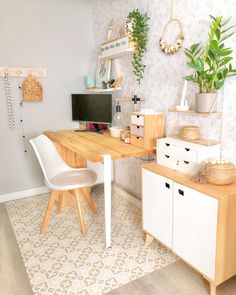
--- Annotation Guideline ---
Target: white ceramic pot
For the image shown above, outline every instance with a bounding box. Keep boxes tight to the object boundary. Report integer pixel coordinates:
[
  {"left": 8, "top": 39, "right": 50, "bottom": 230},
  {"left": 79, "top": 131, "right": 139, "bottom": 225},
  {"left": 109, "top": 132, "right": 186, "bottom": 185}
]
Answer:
[
  {"left": 196, "top": 93, "right": 217, "bottom": 113},
  {"left": 109, "top": 126, "right": 123, "bottom": 138}
]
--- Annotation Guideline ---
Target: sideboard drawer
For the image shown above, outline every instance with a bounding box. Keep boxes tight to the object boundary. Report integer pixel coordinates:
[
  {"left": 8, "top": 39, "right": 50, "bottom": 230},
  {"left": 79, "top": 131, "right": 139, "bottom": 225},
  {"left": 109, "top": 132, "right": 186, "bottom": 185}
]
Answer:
[
  {"left": 130, "top": 125, "right": 144, "bottom": 137},
  {"left": 131, "top": 115, "right": 144, "bottom": 126},
  {"left": 158, "top": 140, "right": 198, "bottom": 163},
  {"left": 157, "top": 153, "right": 178, "bottom": 170},
  {"left": 176, "top": 160, "right": 198, "bottom": 175},
  {"left": 131, "top": 135, "right": 144, "bottom": 148}
]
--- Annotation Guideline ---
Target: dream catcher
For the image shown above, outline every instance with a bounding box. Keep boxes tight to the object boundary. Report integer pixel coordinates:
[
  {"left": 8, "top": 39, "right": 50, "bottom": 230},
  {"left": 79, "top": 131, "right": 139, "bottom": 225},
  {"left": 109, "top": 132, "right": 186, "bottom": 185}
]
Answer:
[{"left": 159, "top": 0, "right": 184, "bottom": 55}]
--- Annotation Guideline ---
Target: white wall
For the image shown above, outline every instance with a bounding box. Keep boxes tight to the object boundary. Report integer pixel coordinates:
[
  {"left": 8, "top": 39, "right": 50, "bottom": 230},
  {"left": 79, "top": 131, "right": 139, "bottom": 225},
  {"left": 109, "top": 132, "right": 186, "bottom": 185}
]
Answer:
[
  {"left": 0, "top": 0, "right": 94, "bottom": 195},
  {"left": 91, "top": 0, "right": 236, "bottom": 197}
]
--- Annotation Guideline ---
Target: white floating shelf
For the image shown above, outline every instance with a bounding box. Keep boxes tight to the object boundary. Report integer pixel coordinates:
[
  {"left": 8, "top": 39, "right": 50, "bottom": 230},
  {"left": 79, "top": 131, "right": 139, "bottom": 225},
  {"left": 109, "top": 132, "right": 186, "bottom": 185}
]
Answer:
[
  {"left": 85, "top": 87, "right": 122, "bottom": 93},
  {"left": 98, "top": 48, "right": 134, "bottom": 60}
]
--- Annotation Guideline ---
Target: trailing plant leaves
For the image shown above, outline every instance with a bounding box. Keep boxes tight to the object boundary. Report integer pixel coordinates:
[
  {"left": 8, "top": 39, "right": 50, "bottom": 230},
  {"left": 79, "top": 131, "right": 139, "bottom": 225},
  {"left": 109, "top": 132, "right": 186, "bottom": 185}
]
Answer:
[{"left": 128, "top": 9, "right": 150, "bottom": 84}]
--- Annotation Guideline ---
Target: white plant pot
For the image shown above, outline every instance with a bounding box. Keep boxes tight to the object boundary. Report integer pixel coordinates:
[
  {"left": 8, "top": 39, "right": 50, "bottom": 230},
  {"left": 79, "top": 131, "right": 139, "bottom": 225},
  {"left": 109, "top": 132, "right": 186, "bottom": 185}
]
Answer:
[{"left": 196, "top": 93, "right": 218, "bottom": 113}]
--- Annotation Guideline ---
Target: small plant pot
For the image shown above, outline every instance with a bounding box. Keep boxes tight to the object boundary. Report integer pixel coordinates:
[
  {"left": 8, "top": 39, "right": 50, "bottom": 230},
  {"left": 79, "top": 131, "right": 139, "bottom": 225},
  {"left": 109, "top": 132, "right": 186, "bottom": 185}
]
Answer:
[{"left": 196, "top": 93, "right": 217, "bottom": 113}]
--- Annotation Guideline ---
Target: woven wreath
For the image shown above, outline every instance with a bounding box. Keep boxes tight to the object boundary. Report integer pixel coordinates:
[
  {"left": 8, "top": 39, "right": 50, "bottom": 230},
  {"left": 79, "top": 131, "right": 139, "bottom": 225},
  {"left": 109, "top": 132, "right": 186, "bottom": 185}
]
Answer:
[{"left": 159, "top": 18, "right": 184, "bottom": 55}]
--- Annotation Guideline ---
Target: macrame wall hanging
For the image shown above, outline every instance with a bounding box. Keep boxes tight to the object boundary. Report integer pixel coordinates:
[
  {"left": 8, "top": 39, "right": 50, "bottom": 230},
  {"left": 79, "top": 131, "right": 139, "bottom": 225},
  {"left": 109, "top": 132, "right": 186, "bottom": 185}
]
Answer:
[
  {"left": 159, "top": 0, "right": 184, "bottom": 55},
  {"left": 22, "top": 73, "right": 43, "bottom": 102}
]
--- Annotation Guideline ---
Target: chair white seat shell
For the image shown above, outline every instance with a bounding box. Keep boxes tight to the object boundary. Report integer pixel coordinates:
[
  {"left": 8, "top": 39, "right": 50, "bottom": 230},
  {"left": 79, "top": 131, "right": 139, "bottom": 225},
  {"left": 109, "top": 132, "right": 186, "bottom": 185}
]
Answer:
[{"left": 30, "top": 134, "right": 97, "bottom": 237}]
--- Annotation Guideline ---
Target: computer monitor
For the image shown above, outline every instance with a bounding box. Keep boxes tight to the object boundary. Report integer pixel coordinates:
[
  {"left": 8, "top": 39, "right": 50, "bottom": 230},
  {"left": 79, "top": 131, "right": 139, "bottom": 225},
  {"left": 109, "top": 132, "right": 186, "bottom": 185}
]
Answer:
[{"left": 71, "top": 94, "right": 112, "bottom": 124}]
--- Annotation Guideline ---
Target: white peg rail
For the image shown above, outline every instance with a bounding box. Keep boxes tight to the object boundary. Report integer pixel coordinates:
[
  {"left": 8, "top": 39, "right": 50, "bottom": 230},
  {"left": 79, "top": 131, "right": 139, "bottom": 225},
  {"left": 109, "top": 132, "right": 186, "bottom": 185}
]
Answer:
[{"left": 0, "top": 67, "right": 47, "bottom": 77}]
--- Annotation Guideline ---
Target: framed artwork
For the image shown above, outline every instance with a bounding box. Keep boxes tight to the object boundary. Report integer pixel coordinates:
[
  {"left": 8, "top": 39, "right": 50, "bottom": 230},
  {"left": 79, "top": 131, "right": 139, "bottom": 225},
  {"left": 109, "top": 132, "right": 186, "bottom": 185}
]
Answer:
[{"left": 95, "top": 59, "right": 111, "bottom": 88}]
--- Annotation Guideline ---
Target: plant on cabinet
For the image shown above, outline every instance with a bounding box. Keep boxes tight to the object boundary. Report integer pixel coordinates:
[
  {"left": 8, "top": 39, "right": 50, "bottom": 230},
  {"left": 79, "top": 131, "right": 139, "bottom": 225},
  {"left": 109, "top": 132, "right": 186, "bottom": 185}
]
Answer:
[
  {"left": 184, "top": 15, "right": 236, "bottom": 113},
  {"left": 127, "top": 9, "right": 150, "bottom": 85}
]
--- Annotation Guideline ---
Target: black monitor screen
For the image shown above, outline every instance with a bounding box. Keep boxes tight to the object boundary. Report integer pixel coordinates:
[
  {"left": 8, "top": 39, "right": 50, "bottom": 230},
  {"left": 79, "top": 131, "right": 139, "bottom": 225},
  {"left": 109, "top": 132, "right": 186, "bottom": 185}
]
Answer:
[{"left": 72, "top": 94, "right": 112, "bottom": 124}]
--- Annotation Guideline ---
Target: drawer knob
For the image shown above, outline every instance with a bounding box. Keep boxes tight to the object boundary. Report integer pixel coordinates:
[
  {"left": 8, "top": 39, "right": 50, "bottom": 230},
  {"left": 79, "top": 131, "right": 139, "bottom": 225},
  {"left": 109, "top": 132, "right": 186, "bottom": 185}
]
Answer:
[
  {"left": 137, "top": 115, "right": 140, "bottom": 118},
  {"left": 165, "top": 155, "right": 170, "bottom": 158},
  {"left": 184, "top": 161, "right": 189, "bottom": 165},
  {"left": 137, "top": 126, "right": 140, "bottom": 129},
  {"left": 165, "top": 143, "right": 170, "bottom": 147},
  {"left": 185, "top": 148, "right": 190, "bottom": 152},
  {"left": 136, "top": 136, "right": 140, "bottom": 139},
  {"left": 178, "top": 189, "right": 184, "bottom": 196},
  {"left": 165, "top": 182, "right": 170, "bottom": 189}
]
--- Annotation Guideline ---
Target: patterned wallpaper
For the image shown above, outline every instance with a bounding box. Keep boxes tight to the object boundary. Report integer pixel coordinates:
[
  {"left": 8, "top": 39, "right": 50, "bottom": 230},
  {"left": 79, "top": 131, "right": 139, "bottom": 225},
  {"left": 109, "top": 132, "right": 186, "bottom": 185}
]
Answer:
[{"left": 91, "top": 0, "right": 236, "bottom": 197}]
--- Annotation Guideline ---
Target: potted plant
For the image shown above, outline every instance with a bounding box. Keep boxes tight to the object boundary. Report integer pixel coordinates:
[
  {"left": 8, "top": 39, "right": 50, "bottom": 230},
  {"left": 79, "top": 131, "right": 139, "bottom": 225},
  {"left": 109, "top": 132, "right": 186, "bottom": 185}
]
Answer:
[
  {"left": 184, "top": 15, "right": 236, "bottom": 112},
  {"left": 127, "top": 9, "right": 150, "bottom": 85}
]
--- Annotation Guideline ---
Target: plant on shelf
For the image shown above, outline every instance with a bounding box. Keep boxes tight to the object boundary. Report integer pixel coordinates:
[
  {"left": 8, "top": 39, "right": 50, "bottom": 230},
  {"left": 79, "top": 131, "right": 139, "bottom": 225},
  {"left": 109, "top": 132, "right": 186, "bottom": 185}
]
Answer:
[
  {"left": 184, "top": 15, "right": 236, "bottom": 112},
  {"left": 127, "top": 9, "right": 150, "bottom": 85}
]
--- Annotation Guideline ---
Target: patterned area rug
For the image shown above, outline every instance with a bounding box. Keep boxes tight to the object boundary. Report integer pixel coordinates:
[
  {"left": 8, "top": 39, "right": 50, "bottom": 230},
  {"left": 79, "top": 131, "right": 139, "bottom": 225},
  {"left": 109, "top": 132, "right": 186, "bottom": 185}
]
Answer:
[{"left": 6, "top": 185, "right": 177, "bottom": 295}]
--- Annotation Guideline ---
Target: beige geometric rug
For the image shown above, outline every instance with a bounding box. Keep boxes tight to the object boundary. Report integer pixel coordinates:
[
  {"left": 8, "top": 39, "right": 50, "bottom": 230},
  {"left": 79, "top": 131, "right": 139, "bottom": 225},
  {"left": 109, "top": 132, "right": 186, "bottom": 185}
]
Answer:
[{"left": 5, "top": 185, "right": 177, "bottom": 295}]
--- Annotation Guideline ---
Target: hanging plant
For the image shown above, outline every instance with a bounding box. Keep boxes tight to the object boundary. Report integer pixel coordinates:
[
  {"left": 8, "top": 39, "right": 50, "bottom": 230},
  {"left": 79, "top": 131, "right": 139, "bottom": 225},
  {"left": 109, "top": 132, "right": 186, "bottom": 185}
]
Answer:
[{"left": 127, "top": 9, "right": 150, "bottom": 85}]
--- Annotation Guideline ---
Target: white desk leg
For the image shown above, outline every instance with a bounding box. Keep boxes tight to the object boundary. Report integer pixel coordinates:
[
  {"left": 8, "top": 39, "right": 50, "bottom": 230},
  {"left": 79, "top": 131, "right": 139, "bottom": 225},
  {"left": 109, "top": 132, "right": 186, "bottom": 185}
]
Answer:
[{"left": 103, "top": 154, "right": 112, "bottom": 248}]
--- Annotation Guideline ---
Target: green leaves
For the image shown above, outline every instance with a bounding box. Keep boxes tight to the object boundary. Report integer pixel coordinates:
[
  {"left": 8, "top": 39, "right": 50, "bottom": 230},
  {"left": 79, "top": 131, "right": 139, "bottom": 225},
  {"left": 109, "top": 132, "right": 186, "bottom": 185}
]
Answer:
[
  {"left": 128, "top": 9, "right": 150, "bottom": 84},
  {"left": 185, "top": 15, "right": 236, "bottom": 92}
]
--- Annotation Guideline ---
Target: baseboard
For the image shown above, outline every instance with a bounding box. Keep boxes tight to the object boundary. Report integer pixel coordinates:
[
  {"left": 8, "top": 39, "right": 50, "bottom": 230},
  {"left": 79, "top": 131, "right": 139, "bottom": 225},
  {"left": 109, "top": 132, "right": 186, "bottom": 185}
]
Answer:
[
  {"left": 0, "top": 186, "right": 50, "bottom": 203},
  {"left": 113, "top": 181, "right": 141, "bottom": 200}
]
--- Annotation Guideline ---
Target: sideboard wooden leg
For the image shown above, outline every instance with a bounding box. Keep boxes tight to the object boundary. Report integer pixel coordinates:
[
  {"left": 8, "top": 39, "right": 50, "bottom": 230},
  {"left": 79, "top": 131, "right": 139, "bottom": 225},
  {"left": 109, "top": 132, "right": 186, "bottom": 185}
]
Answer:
[
  {"left": 210, "top": 282, "right": 216, "bottom": 295},
  {"left": 144, "top": 233, "right": 154, "bottom": 246}
]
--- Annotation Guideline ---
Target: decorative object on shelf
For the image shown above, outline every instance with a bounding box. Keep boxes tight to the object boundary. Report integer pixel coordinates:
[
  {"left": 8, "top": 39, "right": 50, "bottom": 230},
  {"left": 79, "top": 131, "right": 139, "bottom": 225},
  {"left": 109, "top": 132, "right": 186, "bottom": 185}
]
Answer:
[
  {"left": 107, "top": 19, "right": 114, "bottom": 41},
  {"left": 100, "top": 35, "right": 134, "bottom": 59},
  {"left": 159, "top": 0, "right": 184, "bottom": 55},
  {"left": 4, "top": 73, "right": 16, "bottom": 129},
  {"left": 109, "top": 126, "right": 123, "bottom": 138},
  {"left": 22, "top": 74, "right": 43, "bottom": 102},
  {"left": 127, "top": 9, "right": 150, "bottom": 84},
  {"left": 184, "top": 15, "right": 236, "bottom": 113},
  {"left": 95, "top": 59, "right": 111, "bottom": 88},
  {"left": 101, "top": 76, "right": 123, "bottom": 90},
  {"left": 85, "top": 75, "right": 95, "bottom": 89},
  {"left": 176, "top": 80, "right": 190, "bottom": 111},
  {"left": 206, "top": 160, "right": 235, "bottom": 185},
  {"left": 180, "top": 125, "right": 200, "bottom": 141}
]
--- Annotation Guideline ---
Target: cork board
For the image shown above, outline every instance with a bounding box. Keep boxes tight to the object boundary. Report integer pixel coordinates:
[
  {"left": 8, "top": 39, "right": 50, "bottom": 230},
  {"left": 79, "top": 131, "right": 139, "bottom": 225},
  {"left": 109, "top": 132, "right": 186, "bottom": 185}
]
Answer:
[{"left": 22, "top": 74, "right": 43, "bottom": 102}]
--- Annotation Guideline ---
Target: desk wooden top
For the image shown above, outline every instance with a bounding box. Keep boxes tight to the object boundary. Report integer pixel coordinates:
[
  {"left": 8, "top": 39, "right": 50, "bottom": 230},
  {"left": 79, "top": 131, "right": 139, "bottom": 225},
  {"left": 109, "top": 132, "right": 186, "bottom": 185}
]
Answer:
[{"left": 44, "top": 130, "right": 155, "bottom": 163}]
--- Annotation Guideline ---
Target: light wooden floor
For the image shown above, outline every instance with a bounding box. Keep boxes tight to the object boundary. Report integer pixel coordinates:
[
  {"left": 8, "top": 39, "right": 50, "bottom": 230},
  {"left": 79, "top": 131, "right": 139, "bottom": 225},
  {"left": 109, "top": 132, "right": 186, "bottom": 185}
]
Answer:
[
  {"left": 108, "top": 260, "right": 236, "bottom": 295},
  {"left": 0, "top": 204, "right": 33, "bottom": 295}
]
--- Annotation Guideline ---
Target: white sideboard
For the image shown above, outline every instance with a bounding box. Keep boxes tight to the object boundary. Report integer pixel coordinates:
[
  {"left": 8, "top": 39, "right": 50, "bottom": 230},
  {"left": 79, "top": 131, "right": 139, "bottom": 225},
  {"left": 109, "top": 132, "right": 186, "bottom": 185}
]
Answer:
[{"left": 142, "top": 163, "right": 236, "bottom": 295}]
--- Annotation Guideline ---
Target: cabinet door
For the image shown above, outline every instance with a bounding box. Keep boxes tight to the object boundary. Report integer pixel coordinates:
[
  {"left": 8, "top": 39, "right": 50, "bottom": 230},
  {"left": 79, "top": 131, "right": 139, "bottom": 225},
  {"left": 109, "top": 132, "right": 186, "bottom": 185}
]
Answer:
[
  {"left": 142, "top": 169, "right": 173, "bottom": 248},
  {"left": 173, "top": 183, "right": 218, "bottom": 279}
]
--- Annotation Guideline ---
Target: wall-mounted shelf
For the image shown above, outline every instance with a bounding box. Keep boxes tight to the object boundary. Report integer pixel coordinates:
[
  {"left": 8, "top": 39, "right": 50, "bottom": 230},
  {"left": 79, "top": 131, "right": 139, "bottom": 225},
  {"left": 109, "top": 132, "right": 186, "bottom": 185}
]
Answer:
[
  {"left": 98, "top": 48, "right": 134, "bottom": 60},
  {"left": 168, "top": 109, "right": 222, "bottom": 116},
  {"left": 85, "top": 87, "right": 122, "bottom": 93}
]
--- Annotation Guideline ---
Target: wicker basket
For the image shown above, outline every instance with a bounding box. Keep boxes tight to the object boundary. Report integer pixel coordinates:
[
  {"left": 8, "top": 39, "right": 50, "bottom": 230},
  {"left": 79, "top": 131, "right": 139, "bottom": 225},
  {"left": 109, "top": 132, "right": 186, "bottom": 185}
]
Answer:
[
  {"left": 206, "top": 163, "right": 235, "bottom": 185},
  {"left": 180, "top": 126, "right": 200, "bottom": 141}
]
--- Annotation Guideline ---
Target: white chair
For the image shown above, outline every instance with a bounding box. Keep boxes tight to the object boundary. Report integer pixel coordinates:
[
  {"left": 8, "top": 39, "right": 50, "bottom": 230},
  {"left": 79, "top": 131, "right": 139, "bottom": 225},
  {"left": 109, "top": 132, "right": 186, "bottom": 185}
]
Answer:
[{"left": 30, "top": 134, "right": 97, "bottom": 237}]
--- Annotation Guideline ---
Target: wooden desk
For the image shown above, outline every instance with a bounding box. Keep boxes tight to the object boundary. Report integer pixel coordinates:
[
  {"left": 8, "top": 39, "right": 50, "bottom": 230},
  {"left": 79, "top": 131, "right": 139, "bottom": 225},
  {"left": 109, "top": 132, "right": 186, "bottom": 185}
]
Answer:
[{"left": 44, "top": 130, "right": 155, "bottom": 247}]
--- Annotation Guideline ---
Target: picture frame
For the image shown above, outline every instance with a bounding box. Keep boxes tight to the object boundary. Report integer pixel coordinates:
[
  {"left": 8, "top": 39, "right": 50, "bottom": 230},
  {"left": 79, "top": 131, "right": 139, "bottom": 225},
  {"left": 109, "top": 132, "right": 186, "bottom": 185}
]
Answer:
[{"left": 95, "top": 59, "right": 111, "bottom": 88}]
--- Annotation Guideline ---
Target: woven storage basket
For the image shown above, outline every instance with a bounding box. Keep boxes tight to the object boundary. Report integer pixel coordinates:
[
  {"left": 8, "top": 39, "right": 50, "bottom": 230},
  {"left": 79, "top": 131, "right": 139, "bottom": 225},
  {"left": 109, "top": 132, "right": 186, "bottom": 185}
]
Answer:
[
  {"left": 206, "top": 163, "right": 235, "bottom": 185},
  {"left": 180, "top": 126, "right": 200, "bottom": 141}
]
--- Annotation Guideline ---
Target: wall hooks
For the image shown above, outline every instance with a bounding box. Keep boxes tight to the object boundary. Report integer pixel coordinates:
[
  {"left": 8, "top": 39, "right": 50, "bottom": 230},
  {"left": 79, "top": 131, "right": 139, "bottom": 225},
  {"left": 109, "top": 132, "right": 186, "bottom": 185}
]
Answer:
[{"left": 0, "top": 67, "right": 47, "bottom": 78}]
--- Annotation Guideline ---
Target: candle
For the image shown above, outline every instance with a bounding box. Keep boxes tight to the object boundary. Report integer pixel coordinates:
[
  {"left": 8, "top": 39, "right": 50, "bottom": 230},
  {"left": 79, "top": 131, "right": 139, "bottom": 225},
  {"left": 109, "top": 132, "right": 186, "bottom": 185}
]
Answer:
[{"left": 180, "top": 80, "right": 188, "bottom": 106}]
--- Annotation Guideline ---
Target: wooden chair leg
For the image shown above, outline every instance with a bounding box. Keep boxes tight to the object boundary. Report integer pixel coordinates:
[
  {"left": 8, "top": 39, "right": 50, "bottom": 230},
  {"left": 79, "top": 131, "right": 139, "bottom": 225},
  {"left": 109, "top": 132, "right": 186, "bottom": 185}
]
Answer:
[
  {"left": 210, "top": 282, "right": 216, "bottom": 295},
  {"left": 74, "top": 189, "right": 87, "bottom": 237},
  {"left": 144, "top": 233, "right": 154, "bottom": 246},
  {"left": 57, "top": 192, "right": 63, "bottom": 214},
  {"left": 41, "top": 190, "right": 57, "bottom": 234},
  {"left": 81, "top": 187, "right": 97, "bottom": 214}
]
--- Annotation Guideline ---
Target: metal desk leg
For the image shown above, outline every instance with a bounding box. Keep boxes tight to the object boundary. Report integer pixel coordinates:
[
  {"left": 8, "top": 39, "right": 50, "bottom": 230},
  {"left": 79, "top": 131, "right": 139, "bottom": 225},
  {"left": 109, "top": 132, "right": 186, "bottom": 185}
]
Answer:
[{"left": 102, "top": 154, "right": 112, "bottom": 248}]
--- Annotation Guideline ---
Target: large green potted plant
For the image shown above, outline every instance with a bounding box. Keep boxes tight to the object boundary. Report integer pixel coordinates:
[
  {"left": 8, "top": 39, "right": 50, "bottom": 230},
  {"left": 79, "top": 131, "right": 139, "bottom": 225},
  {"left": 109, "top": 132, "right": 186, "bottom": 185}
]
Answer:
[
  {"left": 185, "top": 16, "right": 236, "bottom": 112},
  {"left": 127, "top": 9, "right": 150, "bottom": 85}
]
